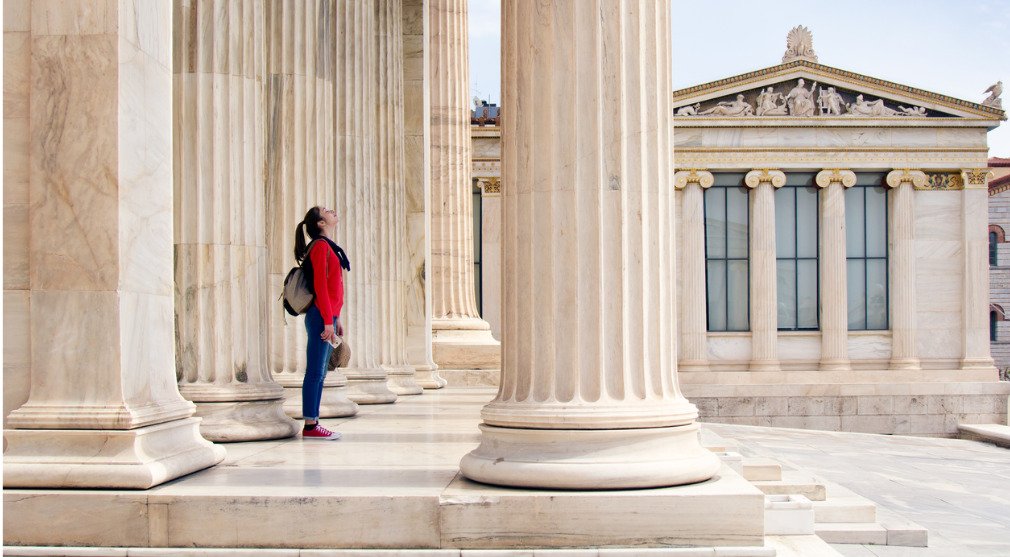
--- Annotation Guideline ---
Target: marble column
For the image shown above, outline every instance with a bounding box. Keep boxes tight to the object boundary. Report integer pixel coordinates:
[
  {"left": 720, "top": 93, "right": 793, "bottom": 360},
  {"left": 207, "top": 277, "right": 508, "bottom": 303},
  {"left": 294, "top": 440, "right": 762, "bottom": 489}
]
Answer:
[
  {"left": 428, "top": 0, "right": 501, "bottom": 371},
  {"left": 815, "top": 169, "right": 856, "bottom": 371},
  {"left": 884, "top": 170, "right": 924, "bottom": 370},
  {"left": 674, "top": 170, "right": 713, "bottom": 372},
  {"left": 460, "top": 0, "right": 719, "bottom": 489},
  {"left": 4, "top": 0, "right": 225, "bottom": 488},
  {"left": 265, "top": 0, "right": 357, "bottom": 417},
  {"left": 376, "top": 0, "right": 422, "bottom": 395},
  {"left": 334, "top": 0, "right": 397, "bottom": 404},
  {"left": 173, "top": 0, "right": 299, "bottom": 442},
  {"left": 745, "top": 169, "right": 786, "bottom": 372},
  {"left": 961, "top": 169, "right": 997, "bottom": 371},
  {"left": 403, "top": 0, "right": 446, "bottom": 389}
]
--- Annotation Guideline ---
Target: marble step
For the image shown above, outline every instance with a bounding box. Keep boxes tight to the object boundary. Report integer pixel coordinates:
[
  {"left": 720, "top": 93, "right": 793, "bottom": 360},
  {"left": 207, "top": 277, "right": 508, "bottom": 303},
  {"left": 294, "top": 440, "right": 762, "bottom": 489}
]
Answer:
[
  {"left": 741, "top": 457, "right": 781, "bottom": 481},
  {"left": 3, "top": 546, "right": 786, "bottom": 556},
  {"left": 812, "top": 496, "right": 877, "bottom": 523},
  {"left": 766, "top": 535, "right": 845, "bottom": 556},
  {"left": 957, "top": 423, "right": 1010, "bottom": 448},
  {"left": 814, "top": 522, "right": 888, "bottom": 545},
  {"left": 875, "top": 506, "right": 929, "bottom": 547},
  {"left": 751, "top": 471, "right": 826, "bottom": 501}
]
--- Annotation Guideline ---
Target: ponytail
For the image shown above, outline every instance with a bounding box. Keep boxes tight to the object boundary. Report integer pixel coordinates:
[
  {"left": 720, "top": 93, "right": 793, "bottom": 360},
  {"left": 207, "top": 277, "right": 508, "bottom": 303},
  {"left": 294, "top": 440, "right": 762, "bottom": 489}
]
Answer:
[{"left": 293, "top": 206, "right": 324, "bottom": 263}]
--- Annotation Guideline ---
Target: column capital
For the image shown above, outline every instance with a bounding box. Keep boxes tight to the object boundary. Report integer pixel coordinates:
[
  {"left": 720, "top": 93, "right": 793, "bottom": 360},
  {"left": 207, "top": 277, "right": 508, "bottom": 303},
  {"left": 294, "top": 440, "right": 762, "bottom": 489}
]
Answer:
[
  {"left": 744, "top": 169, "right": 786, "bottom": 189},
  {"left": 673, "top": 169, "right": 714, "bottom": 190},
  {"left": 885, "top": 169, "right": 927, "bottom": 189},
  {"left": 815, "top": 169, "right": 856, "bottom": 188},
  {"left": 478, "top": 176, "right": 502, "bottom": 195},
  {"left": 962, "top": 168, "right": 993, "bottom": 189}
]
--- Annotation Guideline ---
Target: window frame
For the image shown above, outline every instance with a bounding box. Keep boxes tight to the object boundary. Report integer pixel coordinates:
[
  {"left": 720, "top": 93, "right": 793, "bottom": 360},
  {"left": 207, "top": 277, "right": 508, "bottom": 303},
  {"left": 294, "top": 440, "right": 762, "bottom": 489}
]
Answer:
[
  {"left": 703, "top": 173, "right": 750, "bottom": 332},
  {"left": 775, "top": 174, "right": 820, "bottom": 332},
  {"left": 845, "top": 174, "right": 890, "bottom": 331}
]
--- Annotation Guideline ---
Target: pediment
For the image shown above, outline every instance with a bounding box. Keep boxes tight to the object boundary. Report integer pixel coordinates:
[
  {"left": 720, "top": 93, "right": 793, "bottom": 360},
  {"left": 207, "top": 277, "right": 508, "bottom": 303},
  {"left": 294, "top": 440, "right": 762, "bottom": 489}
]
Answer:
[{"left": 672, "top": 61, "right": 1005, "bottom": 121}]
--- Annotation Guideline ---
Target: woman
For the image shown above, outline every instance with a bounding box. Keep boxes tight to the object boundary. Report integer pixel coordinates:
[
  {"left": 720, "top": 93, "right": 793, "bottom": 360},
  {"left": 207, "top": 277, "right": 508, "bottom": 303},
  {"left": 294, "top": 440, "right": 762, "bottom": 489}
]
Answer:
[{"left": 293, "top": 206, "right": 350, "bottom": 440}]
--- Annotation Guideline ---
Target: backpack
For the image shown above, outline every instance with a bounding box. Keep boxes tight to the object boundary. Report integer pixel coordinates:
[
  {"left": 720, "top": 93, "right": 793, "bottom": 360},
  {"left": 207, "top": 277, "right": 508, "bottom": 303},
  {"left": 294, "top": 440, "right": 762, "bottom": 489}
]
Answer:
[
  {"left": 281, "top": 239, "right": 322, "bottom": 317},
  {"left": 281, "top": 238, "right": 352, "bottom": 317}
]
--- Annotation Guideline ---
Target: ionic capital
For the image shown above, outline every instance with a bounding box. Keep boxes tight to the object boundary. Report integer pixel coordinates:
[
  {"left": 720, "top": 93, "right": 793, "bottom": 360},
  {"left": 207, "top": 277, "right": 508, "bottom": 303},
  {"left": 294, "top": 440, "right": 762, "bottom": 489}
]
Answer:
[
  {"left": 815, "top": 169, "right": 856, "bottom": 189},
  {"left": 962, "top": 168, "right": 993, "bottom": 189},
  {"left": 744, "top": 169, "right": 786, "bottom": 189},
  {"left": 673, "top": 169, "right": 714, "bottom": 190},
  {"left": 885, "top": 169, "right": 927, "bottom": 189},
  {"left": 479, "top": 177, "right": 502, "bottom": 195}
]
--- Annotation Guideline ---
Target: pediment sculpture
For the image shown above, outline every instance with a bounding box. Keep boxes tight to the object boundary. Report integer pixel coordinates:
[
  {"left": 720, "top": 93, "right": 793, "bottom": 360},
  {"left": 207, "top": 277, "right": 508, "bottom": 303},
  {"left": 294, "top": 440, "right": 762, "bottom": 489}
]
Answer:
[{"left": 675, "top": 79, "right": 938, "bottom": 118}]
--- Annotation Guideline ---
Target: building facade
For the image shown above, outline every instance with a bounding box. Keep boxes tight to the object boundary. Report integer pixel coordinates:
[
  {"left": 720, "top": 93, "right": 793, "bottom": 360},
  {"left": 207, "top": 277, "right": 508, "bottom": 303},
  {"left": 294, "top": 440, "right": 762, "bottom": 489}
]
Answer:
[{"left": 989, "top": 156, "right": 1010, "bottom": 374}]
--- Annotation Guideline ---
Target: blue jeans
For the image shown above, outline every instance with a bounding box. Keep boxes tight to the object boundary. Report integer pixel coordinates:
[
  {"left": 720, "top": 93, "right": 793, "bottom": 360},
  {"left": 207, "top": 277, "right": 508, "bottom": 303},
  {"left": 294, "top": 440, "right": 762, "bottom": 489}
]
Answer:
[{"left": 303, "top": 306, "right": 336, "bottom": 420}]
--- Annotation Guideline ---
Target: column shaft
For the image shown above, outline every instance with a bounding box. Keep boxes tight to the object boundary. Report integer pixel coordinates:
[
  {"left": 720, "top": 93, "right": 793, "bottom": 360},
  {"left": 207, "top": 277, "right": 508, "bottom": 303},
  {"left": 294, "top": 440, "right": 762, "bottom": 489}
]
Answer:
[
  {"left": 460, "top": 0, "right": 718, "bottom": 489},
  {"left": 4, "top": 0, "right": 224, "bottom": 488},
  {"left": 334, "top": 0, "right": 397, "bottom": 404},
  {"left": 962, "top": 169, "right": 997, "bottom": 370},
  {"left": 885, "top": 170, "right": 922, "bottom": 370},
  {"left": 816, "top": 170, "right": 856, "bottom": 371},
  {"left": 376, "top": 0, "right": 422, "bottom": 395},
  {"left": 402, "top": 0, "right": 445, "bottom": 388},
  {"left": 674, "top": 171, "right": 712, "bottom": 372},
  {"left": 745, "top": 170, "right": 785, "bottom": 372},
  {"left": 265, "top": 0, "right": 357, "bottom": 416},
  {"left": 429, "top": 0, "right": 500, "bottom": 370},
  {"left": 174, "top": 0, "right": 298, "bottom": 442}
]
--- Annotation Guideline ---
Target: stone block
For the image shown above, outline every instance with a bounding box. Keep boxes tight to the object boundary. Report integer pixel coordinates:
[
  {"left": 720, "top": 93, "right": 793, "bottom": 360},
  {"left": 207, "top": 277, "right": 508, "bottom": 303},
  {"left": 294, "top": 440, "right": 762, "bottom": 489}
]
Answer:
[
  {"left": 718, "top": 397, "right": 755, "bottom": 417},
  {"left": 764, "top": 494, "right": 814, "bottom": 536},
  {"left": 841, "top": 415, "right": 896, "bottom": 434},
  {"left": 3, "top": 491, "right": 151, "bottom": 547},
  {"left": 814, "top": 523, "right": 887, "bottom": 545},
  {"left": 892, "top": 395, "right": 928, "bottom": 415},
  {"left": 856, "top": 396, "right": 894, "bottom": 415},
  {"left": 753, "top": 396, "right": 787, "bottom": 416}
]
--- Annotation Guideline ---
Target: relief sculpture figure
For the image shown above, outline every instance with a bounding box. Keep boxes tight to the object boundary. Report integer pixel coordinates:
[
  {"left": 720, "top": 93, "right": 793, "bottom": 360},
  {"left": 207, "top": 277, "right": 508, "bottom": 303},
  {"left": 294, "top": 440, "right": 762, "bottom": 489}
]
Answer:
[
  {"left": 846, "top": 94, "right": 899, "bottom": 117},
  {"left": 817, "top": 86, "right": 845, "bottom": 115},
  {"left": 699, "top": 94, "right": 754, "bottom": 116},
  {"left": 756, "top": 87, "right": 787, "bottom": 116},
  {"left": 784, "top": 79, "right": 818, "bottom": 116}
]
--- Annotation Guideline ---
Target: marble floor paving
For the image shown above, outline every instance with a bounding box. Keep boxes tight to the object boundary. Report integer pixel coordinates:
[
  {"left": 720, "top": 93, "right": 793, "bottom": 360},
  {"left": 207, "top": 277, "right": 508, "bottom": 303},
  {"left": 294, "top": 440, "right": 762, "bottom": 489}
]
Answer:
[
  {"left": 5, "top": 387, "right": 1009, "bottom": 556},
  {"left": 705, "top": 422, "right": 1010, "bottom": 557}
]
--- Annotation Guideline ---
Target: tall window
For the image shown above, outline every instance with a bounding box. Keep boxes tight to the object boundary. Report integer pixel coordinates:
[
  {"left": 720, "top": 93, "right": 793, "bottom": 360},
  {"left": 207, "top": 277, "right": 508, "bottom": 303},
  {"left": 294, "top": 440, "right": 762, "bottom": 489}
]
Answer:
[
  {"left": 845, "top": 173, "right": 888, "bottom": 330},
  {"left": 775, "top": 173, "right": 819, "bottom": 330},
  {"left": 472, "top": 180, "right": 483, "bottom": 313},
  {"left": 992, "top": 310, "right": 999, "bottom": 342},
  {"left": 991, "top": 230, "right": 999, "bottom": 266},
  {"left": 705, "top": 173, "right": 749, "bottom": 331}
]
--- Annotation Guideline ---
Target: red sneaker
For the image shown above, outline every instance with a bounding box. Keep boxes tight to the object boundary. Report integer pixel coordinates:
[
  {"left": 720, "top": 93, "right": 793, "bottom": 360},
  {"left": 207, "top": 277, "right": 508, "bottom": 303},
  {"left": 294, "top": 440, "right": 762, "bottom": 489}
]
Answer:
[{"left": 302, "top": 424, "right": 341, "bottom": 440}]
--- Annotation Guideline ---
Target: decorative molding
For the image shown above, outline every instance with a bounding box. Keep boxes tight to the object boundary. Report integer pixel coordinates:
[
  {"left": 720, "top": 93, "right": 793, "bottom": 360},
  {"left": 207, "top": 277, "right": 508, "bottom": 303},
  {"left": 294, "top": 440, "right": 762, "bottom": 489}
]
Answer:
[
  {"left": 920, "top": 172, "right": 964, "bottom": 190},
  {"left": 815, "top": 169, "right": 856, "bottom": 188},
  {"left": 673, "top": 169, "right": 714, "bottom": 190},
  {"left": 962, "top": 168, "right": 993, "bottom": 189},
  {"left": 671, "top": 60, "right": 1006, "bottom": 121},
  {"left": 885, "top": 169, "right": 928, "bottom": 189},
  {"left": 744, "top": 169, "right": 786, "bottom": 188},
  {"left": 480, "top": 177, "right": 501, "bottom": 196},
  {"left": 674, "top": 149, "right": 988, "bottom": 167}
]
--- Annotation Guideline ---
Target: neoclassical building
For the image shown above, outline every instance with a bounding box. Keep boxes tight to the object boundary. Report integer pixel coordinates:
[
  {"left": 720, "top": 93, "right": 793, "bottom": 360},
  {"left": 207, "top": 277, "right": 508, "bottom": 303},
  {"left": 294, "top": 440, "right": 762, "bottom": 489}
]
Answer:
[{"left": 472, "top": 28, "right": 1010, "bottom": 435}]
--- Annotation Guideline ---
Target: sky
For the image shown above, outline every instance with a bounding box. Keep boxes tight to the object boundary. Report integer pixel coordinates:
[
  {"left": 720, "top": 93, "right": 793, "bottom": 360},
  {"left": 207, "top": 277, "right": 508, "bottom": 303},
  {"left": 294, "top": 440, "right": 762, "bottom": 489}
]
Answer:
[{"left": 468, "top": 0, "right": 1010, "bottom": 157}]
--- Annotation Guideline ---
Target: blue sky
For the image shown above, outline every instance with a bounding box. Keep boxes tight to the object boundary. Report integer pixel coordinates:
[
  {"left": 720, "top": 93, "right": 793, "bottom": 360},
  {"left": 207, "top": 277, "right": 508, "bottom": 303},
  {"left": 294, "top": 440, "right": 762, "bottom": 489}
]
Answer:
[{"left": 468, "top": 0, "right": 1010, "bottom": 156}]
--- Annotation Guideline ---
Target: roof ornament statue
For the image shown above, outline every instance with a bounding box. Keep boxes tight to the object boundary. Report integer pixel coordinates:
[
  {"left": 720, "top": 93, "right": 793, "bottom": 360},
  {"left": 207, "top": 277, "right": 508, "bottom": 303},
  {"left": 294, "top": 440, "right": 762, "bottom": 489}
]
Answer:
[
  {"left": 782, "top": 25, "right": 818, "bottom": 64},
  {"left": 982, "top": 80, "right": 1003, "bottom": 109}
]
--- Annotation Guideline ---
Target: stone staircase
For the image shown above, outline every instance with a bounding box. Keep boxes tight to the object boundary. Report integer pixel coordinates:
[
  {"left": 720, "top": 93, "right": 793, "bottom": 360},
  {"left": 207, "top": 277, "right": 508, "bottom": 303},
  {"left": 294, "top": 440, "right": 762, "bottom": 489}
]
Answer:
[{"left": 707, "top": 440, "right": 928, "bottom": 549}]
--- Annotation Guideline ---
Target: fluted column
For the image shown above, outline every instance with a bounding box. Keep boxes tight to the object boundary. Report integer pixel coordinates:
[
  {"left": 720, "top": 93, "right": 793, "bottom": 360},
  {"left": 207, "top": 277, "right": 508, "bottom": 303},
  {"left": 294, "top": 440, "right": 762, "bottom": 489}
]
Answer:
[
  {"left": 460, "top": 0, "right": 719, "bottom": 489},
  {"left": 745, "top": 169, "right": 786, "bottom": 372},
  {"left": 674, "top": 170, "right": 713, "bottom": 372},
  {"left": 815, "top": 169, "right": 856, "bottom": 371},
  {"left": 885, "top": 170, "right": 924, "bottom": 370},
  {"left": 376, "top": 0, "right": 422, "bottom": 395},
  {"left": 4, "top": 0, "right": 224, "bottom": 488},
  {"left": 173, "top": 0, "right": 299, "bottom": 442},
  {"left": 402, "top": 0, "right": 445, "bottom": 389},
  {"left": 334, "top": 0, "right": 397, "bottom": 404},
  {"left": 265, "top": 0, "right": 357, "bottom": 417},
  {"left": 962, "top": 169, "right": 997, "bottom": 371},
  {"left": 428, "top": 0, "right": 500, "bottom": 370}
]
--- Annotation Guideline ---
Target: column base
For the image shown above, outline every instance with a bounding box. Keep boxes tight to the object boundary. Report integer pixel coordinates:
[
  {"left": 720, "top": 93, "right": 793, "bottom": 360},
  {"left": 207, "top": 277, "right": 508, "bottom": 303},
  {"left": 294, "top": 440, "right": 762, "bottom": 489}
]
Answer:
[
  {"left": 2, "top": 417, "right": 225, "bottom": 489},
  {"left": 192, "top": 399, "right": 299, "bottom": 442},
  {"left": 459, "top": 422, "right": 720, "bottom": 489},
  {"left": 819, "top": 359, "right": 851, "bottom": 372},
  {"left": 280, "top": 386, "right": 358, "bottom": 419},
  {"left": 678, "top": 359, "right": 710, "bottom": 372},
  {"left": 961, "top": 357, "right": 997, "bottom": 372},
  {"left": 344, "top": 370, "right": 398, "bottom": 404},
  {"left": 414, "top": 363, "right": 448, "bottom": 389},
  {"left": 432, "top": 318, "right": 501, "bottom": 369},
  {"left": 889, "top": 358, "right": 921, "bottom": 371},
  {"left": 748, "top": 359, "right": 780, "bottom": 373},
  {"left": 385, "top": 365, "right": 423, "bottom": 395}
]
